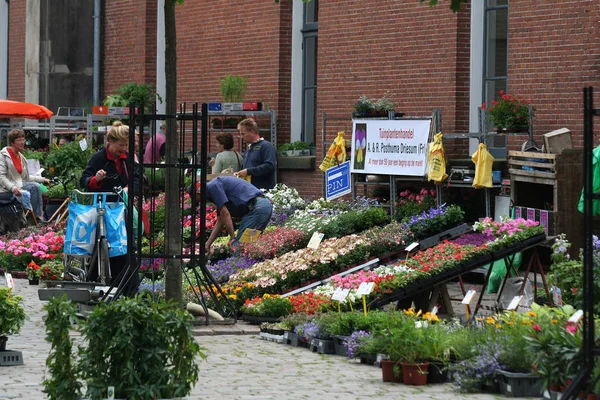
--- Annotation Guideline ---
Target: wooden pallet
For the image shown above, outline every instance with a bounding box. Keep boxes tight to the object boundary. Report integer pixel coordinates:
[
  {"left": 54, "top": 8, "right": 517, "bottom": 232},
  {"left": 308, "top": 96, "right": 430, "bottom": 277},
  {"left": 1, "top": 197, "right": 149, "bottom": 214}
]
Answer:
[{"left": 508, "top": 151, "right": 557, "bottom": 184}]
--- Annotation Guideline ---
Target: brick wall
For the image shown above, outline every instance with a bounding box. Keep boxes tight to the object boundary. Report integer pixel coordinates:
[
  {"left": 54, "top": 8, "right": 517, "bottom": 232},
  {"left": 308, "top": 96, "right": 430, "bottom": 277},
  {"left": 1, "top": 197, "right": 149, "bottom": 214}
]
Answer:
[
  {"left": 7, "top": 1, "right": 26, "bottom": 100},
  {"left": 309, "top": 1, "right": 471, "bottom": 198},
  {"left": 103, "top": 0, "right": 157, "bottom": 97},
  {"left": 507, "top": 0, "right": 600, "bottom": 150}
]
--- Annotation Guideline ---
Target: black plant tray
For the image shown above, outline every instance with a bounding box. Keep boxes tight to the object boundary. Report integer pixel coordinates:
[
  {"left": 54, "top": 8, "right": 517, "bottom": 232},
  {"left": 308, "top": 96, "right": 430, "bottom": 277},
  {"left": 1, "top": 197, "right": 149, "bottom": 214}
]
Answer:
[
  {"left": 490, "top": 233, "right": 547, "bottom": 261},
  {"left": 240, "top": 314, "right": 281, "bottom": 324}
]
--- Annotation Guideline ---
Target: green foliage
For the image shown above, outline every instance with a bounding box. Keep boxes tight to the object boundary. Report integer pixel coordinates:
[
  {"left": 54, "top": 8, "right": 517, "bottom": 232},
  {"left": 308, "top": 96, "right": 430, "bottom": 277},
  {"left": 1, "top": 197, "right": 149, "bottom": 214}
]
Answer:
[
  {"left": 42, "top": 296, "right": 81, "bottom": 400},
  {"left": 44, "top": 141, "right": 93, "bottom": 180},
  {"left": 218, "top": 75, "right": 248, "bottom": 102},
  {"left": 46, "top": 181, "right": 77, "bottom": 199},
  {"left": 0, "top": 287, "right": 26, "bottom": 336},
  {"left": 41, "top": 295, "right": 206, "bottom": 400},
  {"left": 21, "top": 149, "right": 46, "bottom": 161},
  {"left": 321, "top": 207, "right": 390, "bottom": 239},
  {"left": 241, "top": 294, "right": 292, "bottom": 318},
  {"left": 291, "top": 141, "right": 309, "bottom": 150},
  {"left": 103, "top": 82, "right": 162, "bottom": 112}
]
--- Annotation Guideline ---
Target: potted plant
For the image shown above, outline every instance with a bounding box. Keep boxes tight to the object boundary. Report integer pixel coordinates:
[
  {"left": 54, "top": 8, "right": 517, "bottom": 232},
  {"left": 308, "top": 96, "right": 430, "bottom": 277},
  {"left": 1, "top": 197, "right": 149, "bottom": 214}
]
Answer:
[
  {"left": 219, "top": 75, "right": 248, "bottom": 102},
  {"left": 353, "top": 93, "right": 398, "bottom": 118},
  {"left": 0, "top": 287, "right": 26, "bottom": 351},
  {"left": 43, "top": 295, "right": 205, "bottom": 400},
  {"left": 26, "top": 261, "right": 41, "bottom": 285},
  {"left": 481, "top": 90, "right": 534, "bottom": 132}
]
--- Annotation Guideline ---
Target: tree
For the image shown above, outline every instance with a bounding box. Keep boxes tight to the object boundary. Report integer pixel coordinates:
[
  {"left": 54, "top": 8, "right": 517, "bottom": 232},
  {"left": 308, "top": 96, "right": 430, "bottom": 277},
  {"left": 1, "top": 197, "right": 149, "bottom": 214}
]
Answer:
[{"left": 163, "top": 0, "right": 184, "bottom": 304}]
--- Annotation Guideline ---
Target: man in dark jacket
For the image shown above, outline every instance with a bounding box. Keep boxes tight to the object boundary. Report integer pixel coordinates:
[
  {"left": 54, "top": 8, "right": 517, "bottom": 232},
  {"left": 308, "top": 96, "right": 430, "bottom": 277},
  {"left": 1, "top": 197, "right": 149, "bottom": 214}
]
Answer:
[{"left": 234, "top": 118, "right": 277, "bottom": 190}]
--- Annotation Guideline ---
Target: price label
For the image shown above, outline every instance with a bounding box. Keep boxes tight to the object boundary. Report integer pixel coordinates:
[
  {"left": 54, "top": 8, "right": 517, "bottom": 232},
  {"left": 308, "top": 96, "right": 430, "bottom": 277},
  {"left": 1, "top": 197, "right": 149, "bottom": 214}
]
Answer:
[
  {"left": 79, "top": 138, "right": 88, "bottom": 151},
  {"left": 461, "top": 289, "right": 476, "bottom": 304},
  {"left": 107, "top": 386, "right": 115, "bottom": 400},
  {"left": 5, "top": 273, "right": 14, "bottom": 289},
  {"left": 431, "top": 306, "right": 439, "bottom": 315},
  {"left": 239, "top": 228, "right": 261, "bottom": 243},
  {"left": 569, "top": 309, "right": 584, "bottom": 323},
  {"left": 356, "top": 282, "right": 375, "bottom": 296},
  {"left": 506, "top": 295, "right": 524, "bottom": 311},
  {"left": 331, "top": 288, "right": 350, "bottom": 302},
  {"left": 307, "top": 232, "right": 325, "bottom": 250},
  {"left": 405, "top": 242, "right": 419, "bottom": 252}
]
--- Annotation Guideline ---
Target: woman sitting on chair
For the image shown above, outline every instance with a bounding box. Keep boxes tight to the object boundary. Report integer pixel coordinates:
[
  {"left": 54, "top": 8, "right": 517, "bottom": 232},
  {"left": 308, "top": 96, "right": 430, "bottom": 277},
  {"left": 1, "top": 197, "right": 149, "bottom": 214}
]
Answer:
[{"left": 0, "top": 129, "right": 50, "bottom": 222}]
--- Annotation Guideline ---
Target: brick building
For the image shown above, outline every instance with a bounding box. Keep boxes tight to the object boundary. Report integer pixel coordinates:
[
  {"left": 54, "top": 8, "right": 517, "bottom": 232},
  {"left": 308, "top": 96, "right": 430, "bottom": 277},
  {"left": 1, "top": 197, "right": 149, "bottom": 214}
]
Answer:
[{"left": 4, "top": 0, "right": 600, "bottom": 198}]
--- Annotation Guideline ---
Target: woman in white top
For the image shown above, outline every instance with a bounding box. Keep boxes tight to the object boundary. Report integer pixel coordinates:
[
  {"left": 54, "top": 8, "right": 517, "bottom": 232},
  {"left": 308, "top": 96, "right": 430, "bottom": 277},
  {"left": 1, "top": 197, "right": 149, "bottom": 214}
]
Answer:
[{"left": 0, "top": 129, "right": 50, "bottom": 221}]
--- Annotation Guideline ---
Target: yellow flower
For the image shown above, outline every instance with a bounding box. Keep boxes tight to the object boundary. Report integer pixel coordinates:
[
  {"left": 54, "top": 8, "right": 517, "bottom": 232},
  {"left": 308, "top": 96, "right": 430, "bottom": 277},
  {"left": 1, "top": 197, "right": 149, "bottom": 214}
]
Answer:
[
  {"left": 403, "top": 308, "right": 415, "bottom": 316},
  {"left": 234, "top": 287, "right": 242, "bottom": 293},
  {"left": 486, "top": 317, "right": 495, "bottom": 325},
  {"left": 476, "top": 317, "right": 483, "bottom": 322},
  {"left": 228, "top": 294, "right": 237, "bottom": 300},
  {"left": 416, "top": 309, "right": 423, "bottom": 317},
  {"left": 527, "top": 311, "right": 537, "bottom": 318},
  {"left": 495, "top": 324, "right": 502, "bottom": 329},
  {"left": 521, "top": 319, "right": 532, "bottom": 325},
  {"left": 551, "top": 319, "right": 559, "bottom": 324},
  {"left": 263, "top": 294, "right": 271, "bottom": 299}
]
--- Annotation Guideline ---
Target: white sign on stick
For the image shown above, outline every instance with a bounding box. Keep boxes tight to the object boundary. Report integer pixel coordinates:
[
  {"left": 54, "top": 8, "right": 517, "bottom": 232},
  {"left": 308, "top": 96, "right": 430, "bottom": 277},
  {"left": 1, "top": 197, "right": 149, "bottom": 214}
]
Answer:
[
  {"left": 356, "top": 282, "right": 375, "bottom": 296},
  {"left": 461, "top": 289, "right": 476, "bottom": 304},
  {"left": 331, "top": 288, "right": 350, "bottom": 302},
  {"left": 506, "top": 295, "right": 524, "bottom": 311},
  {"left": 350, "top": 119, "right": 431, "bottom": 176}
]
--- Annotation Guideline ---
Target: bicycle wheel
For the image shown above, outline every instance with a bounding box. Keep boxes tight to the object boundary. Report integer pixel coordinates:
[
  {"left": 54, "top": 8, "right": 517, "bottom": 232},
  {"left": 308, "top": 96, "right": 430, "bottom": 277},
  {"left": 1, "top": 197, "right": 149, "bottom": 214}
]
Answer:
[{"left": 98, "top": 237, "right": 111, "bottom": 285}]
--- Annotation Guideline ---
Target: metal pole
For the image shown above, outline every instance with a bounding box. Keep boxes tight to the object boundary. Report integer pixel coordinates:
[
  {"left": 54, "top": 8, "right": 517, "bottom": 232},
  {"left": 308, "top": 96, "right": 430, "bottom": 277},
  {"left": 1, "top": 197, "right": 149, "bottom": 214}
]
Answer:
[{"left": 92, "top": 0, "right": 101, "bottom": 105}]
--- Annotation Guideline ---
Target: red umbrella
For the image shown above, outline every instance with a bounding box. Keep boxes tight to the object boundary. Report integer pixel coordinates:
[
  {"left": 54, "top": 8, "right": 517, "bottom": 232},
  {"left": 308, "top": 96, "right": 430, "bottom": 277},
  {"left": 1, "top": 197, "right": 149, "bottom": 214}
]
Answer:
[{"left": 0, "top": 99, "right": 54, "bottom": 120}]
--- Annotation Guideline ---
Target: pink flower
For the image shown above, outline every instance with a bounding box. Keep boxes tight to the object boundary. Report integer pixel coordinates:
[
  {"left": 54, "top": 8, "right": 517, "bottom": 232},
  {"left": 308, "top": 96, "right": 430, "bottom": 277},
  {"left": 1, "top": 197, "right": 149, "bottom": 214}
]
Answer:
[
  {"left": 532, "top": 324, "right": 541, "bottom": 331},
  {"left": 566, "top": 325, "right": 577, "bottom": 334}
]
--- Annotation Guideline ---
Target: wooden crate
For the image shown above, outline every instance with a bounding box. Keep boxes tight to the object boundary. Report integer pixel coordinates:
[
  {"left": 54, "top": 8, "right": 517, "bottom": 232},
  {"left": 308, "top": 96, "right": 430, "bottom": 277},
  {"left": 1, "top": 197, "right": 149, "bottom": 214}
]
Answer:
[{"left": 508, "top": 151, "right": 557, "bottom": 184}]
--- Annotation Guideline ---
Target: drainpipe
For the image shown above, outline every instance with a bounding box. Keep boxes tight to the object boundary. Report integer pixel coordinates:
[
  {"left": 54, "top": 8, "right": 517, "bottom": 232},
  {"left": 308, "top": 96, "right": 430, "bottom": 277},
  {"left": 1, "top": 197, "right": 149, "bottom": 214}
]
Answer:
[{"left": 92, "top": 0, "right": 100, "bottom": 105}]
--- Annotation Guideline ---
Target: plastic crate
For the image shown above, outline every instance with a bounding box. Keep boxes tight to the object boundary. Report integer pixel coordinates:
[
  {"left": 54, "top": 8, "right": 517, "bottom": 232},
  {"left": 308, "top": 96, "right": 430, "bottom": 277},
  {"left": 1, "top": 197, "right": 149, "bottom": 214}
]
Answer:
[
  {"left": 0, "top": 350, "right": 24, "bottom": 366},
  {"left": 496, "top": 370, "right": 542, "bottom": 397}
]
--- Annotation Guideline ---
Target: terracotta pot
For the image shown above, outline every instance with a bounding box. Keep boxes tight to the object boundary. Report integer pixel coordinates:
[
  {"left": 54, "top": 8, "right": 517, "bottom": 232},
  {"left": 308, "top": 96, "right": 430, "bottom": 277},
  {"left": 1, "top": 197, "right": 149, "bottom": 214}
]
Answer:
[
  {"left": 549, "top": 384, "right": 560, "bottom": 392},
  {"left": 401, "top": 361, "right": 429, "bottom": 386},
  {"left": 381, "top": 360, "right": 402, "bottom": 383}
]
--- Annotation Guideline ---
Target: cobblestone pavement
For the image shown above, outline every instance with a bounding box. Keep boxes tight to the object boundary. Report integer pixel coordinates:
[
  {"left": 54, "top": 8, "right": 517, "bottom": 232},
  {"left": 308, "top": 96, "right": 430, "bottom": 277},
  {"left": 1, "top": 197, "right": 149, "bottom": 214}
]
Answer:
[{"left": 0, "top": 278, "right": 535, "bottom": 400}]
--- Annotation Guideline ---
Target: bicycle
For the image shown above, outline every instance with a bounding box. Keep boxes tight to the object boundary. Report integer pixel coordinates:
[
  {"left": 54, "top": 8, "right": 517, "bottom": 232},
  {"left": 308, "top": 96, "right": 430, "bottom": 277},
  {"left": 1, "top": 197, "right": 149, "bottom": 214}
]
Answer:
[{"left": 64, "top": 187, "right": 125, "bottom": 286}]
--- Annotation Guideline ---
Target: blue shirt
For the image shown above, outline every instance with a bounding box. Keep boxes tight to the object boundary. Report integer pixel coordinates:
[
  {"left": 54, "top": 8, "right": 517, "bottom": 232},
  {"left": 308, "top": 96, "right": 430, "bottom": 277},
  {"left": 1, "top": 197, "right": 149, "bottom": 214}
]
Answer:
[
  {"left": 206, "top": 176, "right": 263, "bottom": 217},
  {"left": 242, "top": 139, "right": 277, "bottom": 190}
]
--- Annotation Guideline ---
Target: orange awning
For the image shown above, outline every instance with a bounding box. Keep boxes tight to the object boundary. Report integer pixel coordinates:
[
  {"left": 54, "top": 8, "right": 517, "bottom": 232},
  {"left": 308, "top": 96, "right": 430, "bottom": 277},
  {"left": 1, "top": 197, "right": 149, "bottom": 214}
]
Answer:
[{"left": 0, "top": 99, "right": 54, "bottom": 120}]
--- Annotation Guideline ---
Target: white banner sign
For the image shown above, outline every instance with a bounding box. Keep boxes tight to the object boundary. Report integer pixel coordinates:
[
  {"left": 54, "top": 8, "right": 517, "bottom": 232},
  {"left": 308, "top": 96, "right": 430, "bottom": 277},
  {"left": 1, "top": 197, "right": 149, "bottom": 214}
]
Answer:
[{"left": 350, "top": 119, "right": 431, "bottom": 176}]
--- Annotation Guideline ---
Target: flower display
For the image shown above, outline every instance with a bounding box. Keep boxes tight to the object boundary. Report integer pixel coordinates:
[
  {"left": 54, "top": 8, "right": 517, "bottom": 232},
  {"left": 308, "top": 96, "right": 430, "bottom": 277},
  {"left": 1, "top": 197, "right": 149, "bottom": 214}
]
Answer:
[
  {"left": 264, "top": 184, "right": 306, "bottom": 225},
  {"left": 139, "top": 258, "right": 165, "bottom": 279},
  {"left": 241, "top": 294, "right": 292, "bottom": 318},
  {"left": 241, "top": 227, "right": 308, "bottom": 261},
  {"left": 26, "top": 261, "right": 41, "bottom": 280},
  {"left": 402, "top": 203, "right": 464, "bottom": 240},
  {"left": 39, "top": 258, "right": 64, "bottom": 281},
  {"left": 206, "top": 256, "right": 255, "bottom": 283},
  {"left": 394, "top": 187, "right": 436, "bottom": 221},
  {"left": 345, "top": 330, "right": 371, "bottom": 359},
  {"left": 287, "top": 293, "right": 331, "bottom": 315},
  {"left": 481, "top": 90, "right": 534, "bottom": 130},
  {"left": 0, "top": 228, "right": 64, "bottom": 271}
]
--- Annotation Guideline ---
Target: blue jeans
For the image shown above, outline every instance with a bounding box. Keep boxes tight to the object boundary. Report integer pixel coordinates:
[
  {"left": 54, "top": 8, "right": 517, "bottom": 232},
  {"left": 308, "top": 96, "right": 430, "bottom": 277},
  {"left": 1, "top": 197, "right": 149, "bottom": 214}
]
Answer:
[
  {"left": 234, "top": 197, "right": 272, "bottom": 246},
  {"left": 22, "top": 182, "right": 44, "bottom": 219}
]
